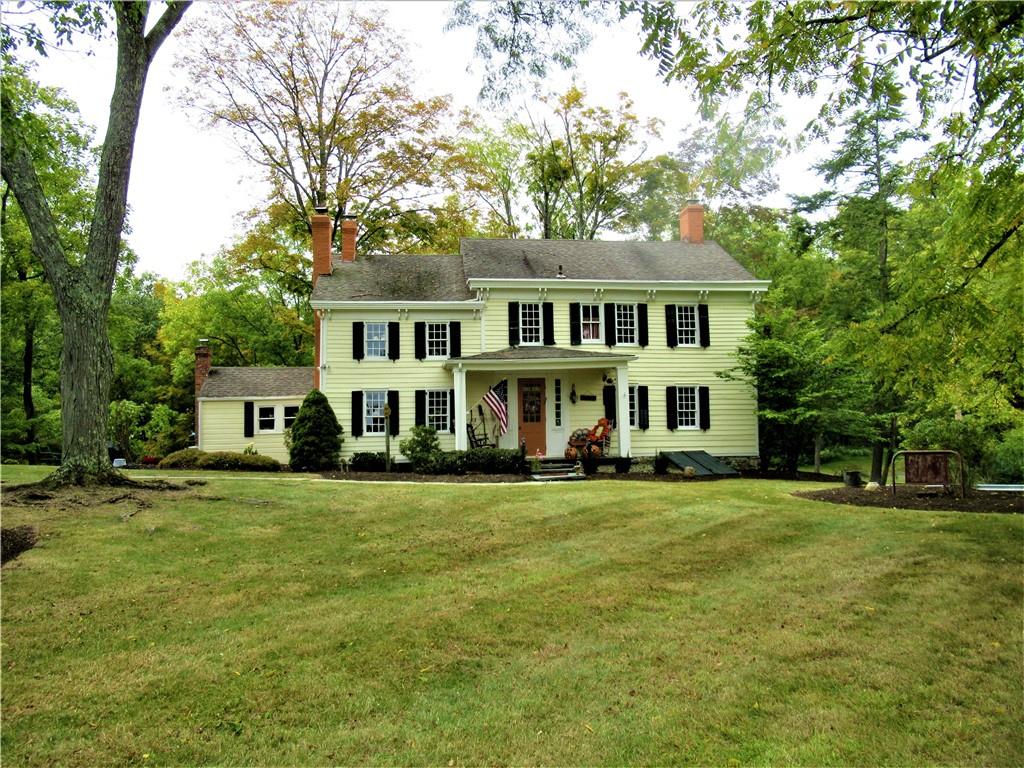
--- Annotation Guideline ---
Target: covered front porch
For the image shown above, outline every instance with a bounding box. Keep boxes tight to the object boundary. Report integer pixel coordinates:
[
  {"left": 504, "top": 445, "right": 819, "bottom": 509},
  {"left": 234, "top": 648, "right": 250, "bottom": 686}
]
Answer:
[{"left": 445, "top": 347, "right": 638, "bottom": 459}]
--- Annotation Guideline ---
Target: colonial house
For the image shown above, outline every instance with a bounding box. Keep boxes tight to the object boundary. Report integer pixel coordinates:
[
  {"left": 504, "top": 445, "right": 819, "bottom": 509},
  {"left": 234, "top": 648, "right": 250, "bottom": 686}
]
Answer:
[{"left": 195, "top": 203, "right": 768, "bottom": 466}]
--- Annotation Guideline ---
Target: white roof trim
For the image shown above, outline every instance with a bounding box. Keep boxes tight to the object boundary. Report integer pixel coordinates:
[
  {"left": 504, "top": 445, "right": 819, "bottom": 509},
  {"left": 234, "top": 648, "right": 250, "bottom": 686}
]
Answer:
[
  {"left": 444, "top": 354, "right": 636, "bottom": 372},
  {"left": 198, "top": 395, "right": 306, "bottom": 402},
  {"left": 465, "top": 278, "right": 770, "bottom": 291},
  {"left": 310, "top": 300, "right": 484, "bottom": 310}
]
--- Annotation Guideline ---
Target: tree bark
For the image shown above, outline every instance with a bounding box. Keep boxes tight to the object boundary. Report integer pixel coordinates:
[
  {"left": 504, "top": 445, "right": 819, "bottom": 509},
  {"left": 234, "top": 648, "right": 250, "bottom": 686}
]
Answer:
[{"left": 22, "top": 311, "right": 36, "bottom": 447}]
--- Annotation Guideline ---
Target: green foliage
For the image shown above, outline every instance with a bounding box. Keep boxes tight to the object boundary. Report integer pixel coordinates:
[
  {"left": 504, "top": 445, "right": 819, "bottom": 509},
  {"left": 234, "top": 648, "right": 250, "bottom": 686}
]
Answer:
[
  {"left": 157, "top": 448, "right": 280, "bottom": 472},
  {"left": 107, "top": 399, "right": 144, "bottom": 462},
  {"left": 420, "top": 451, "right": 467, "bottom": 476},
  {"left": 399, "top": 425, "right": 442, "bottom": 472},
  {"left": 350, "top": 452, "right": 388, "bottom": 473},
  {"left": 288, "top": 390, "right": 342, "bottom": 472},
  {"left": 157, "top": 448, "right": 204, "bottom": 470},
  {"left": 902, "top": 416, "right": 1004, "bottom": 486},
  {"left": 989, "top": 429, "right": 1024, "bottom": 484},
  {"left": 462, "top": 447, "right": 527, "bottom": 475}
]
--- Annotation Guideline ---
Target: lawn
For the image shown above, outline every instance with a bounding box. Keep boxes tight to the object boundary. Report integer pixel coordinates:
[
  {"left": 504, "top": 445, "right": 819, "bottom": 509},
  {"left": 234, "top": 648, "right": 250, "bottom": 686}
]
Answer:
[{"left": 2, "top": 466, "right": 1021, "bottom": 766}]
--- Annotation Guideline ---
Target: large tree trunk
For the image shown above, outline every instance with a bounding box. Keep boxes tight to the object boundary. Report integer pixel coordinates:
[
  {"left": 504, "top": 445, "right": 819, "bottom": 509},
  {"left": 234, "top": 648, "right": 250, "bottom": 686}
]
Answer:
[{"left": 22, "top": 311, "right": 36, "bottom": 447}]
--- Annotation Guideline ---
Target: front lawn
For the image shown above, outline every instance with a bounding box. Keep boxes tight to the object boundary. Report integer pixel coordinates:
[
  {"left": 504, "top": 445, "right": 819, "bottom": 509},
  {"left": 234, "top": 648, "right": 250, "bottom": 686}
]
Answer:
[{"left": 2, "top": 467, "right": 1020, "bottom": 766}]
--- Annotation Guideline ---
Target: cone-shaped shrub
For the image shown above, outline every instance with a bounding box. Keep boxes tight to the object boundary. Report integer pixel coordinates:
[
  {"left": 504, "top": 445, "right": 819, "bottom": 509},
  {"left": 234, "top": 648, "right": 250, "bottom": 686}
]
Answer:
[{"left": 289, "top": 389, "right": 343, "bottom": 471}]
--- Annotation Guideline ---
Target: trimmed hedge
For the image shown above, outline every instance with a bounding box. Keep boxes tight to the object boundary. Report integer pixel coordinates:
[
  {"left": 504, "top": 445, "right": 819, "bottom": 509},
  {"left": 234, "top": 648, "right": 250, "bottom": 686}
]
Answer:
[
  {"left": 462, "top": 447, "right": 526, "bottom": 475},
  {"left": 158, "top": 448, "right": 280, "bottom": 472},
  {"left": 350, "top": 452, "right": 388, "bottom": 472}
]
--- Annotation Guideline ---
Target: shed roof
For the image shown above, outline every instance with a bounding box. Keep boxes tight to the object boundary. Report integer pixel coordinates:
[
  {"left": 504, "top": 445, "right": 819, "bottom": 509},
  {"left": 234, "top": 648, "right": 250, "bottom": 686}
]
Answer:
[{"left": 198, "top": 367, "right": 313, "bottom": 399}]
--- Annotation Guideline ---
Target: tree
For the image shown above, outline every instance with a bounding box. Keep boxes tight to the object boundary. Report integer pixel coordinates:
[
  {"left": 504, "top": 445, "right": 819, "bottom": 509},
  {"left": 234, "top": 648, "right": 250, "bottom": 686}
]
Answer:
[
  {"left": 176, "top": 2, "right": 452, "bottom": 252},
  {"left": 289, "top": 389, "right": 343, "bottom": 472},
  {"left": 1, "top": 2, "right": 191, "bottom": 484}
]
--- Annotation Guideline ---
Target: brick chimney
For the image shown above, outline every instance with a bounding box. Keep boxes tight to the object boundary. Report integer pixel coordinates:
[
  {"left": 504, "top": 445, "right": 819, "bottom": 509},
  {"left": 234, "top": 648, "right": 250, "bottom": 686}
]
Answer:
[
  {"left": 194, "top": 341, "right": 211, "bottom": 441},
  {"left": 340, "top": 215, "right": 357, "bottom": 262},
  {"left": 679, "top": 201, "right": 704, "bottom": 244},
  {"left": 311, "top": 209, "right": 334, "bottom": 286}
]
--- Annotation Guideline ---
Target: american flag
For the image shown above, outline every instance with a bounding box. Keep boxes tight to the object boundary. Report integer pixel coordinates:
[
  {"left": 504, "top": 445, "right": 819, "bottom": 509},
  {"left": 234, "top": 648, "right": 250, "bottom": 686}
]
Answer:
[{"left": 483, "top": 379, "right": 509, "bottom": 435}]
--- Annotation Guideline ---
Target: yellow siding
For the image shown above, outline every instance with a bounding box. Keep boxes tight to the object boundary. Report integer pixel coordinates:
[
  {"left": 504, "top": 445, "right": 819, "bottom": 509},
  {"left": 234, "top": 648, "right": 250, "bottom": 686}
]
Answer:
[{"left": 198, "top": 399, "right": 301, "bottom": 462}]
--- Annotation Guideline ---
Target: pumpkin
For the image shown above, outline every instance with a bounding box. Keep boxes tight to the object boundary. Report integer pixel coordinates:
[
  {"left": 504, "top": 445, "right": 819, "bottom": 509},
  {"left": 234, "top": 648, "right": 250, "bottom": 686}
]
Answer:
[{"left": 564, "top": 446, "right": 578, "bottom": 461}]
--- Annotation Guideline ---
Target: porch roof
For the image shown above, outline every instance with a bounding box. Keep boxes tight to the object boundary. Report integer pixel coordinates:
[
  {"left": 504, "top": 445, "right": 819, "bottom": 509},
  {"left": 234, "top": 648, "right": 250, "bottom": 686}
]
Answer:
[{"left": 445, "top": 346, "right": 636, "bottom": 371}]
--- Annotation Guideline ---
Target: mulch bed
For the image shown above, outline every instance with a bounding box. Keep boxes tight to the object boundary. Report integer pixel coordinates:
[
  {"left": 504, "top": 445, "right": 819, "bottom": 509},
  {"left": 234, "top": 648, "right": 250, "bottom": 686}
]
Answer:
[
  {"left": 794, "top": 485, "right": 1022, "bottom": 514},
  {"left": 319, "top": 471, "right": 529, "bottom": 483}
]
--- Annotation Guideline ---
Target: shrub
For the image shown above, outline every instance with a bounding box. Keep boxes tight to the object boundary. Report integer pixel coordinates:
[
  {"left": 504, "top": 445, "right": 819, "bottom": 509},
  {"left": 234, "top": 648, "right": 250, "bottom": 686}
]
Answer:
[
  {"left": 399, "top": 425, "right": 442, "bottom": 472},
  {"left": 140, "top": 455, "right": 162, "bottom": 466},
  {"left": 421, "top": 450, "right": 467, "bottom": 475},
  {"left": 195, "top": 452, "right": 280, "bottom": 472},
  {"left": 158, "top": 448, "right": 204, "bottom": 469},
  {"left": 289, "top": 389, "right": 343, "bottom": 471},
  {"left": 462, "top": 447, "right": 526, "bottom": 474},
  {"left": 350, "top": 452, "right": 388, "bottom": 472},
  {"left": 903, "top": 416, "right": 997, "bottom": 485},
  {"left": 654, "top": 452, "right": 670, "bottom": 475},
  {"left": 614, "top": 456, "right": 633, "bottom": 474},
  {"left": 989, "top": 427, "right": 1024, "bottom": 483}
]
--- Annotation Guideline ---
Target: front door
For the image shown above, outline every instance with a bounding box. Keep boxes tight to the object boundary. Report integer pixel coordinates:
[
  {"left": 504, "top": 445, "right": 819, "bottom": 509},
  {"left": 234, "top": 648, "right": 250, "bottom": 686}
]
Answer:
[{"left": 518, "top": 378, "right": 546, "bottom": 456}]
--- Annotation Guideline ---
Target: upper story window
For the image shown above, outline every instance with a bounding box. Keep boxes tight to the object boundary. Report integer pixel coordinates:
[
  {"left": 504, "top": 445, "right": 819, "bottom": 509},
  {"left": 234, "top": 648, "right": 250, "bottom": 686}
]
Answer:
[
  {"left": 677, "top": 305, "right": 698, "bottom": 346},
  {"left": 581, "top": 304, "right": 602, "bottom": 342},
  {"left": 520, "top": 302, "right": 542, "bottom": 345},
  {"left": 676, "top": 386, "right": 698, "bottom": 429},
  {"left": 365, "top": 322, "right": 387, "bottom": 359},
  {"left": 364, "top": 390, "right": 387, "bottom": 434},
  {"left": 615, "top": 303, "right": 637, "bottom": 345},
  {"left": 426, "top": 322, "right": 449, "bottom": 359}
]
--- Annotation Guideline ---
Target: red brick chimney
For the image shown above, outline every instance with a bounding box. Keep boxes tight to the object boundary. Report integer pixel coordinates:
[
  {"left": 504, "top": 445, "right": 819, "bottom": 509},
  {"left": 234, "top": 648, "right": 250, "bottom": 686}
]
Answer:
[
  {"left": 311, "top": 210, "right": 334, "bottom": 285},
  {"left": 340, "top": 215, "right": 357, "bottom": 262},
  {"left": 679, "top": 201, "right": 704, "bottom": 244},
  {"left": 194, "top": 341, "right": 211, "bottom": 441}
]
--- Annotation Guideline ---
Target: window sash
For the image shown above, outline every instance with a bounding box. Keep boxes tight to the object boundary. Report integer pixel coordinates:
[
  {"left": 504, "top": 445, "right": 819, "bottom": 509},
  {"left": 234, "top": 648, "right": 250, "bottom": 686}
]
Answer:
[
  {"left": 677, "top": 305, "right": 698, "bottom": 346},
  {"left": 520, "top": 303, "right": 542, "bottom": 344},
  {"left": 426, "top": 322, "right": 449, "bottom": 359},
  {"left": 426, "top": 389, "right": 449, "bottom": 432},
  {"left": 283, "top": 405, "right": 299, "bottom": 429},
  {"left": 365, "top": 322, "right": 388, "bottom": 358},
  {"left": 615, "top": 304, "right": 636, "bottom": 345},
  {"left": 257, "top": 405, "right": 276, "bottom": 431},
  {"left": 581, "top": 304, "right": 602, "bottom": 342},
  {"left": 677, "top": 386, "right": 698, "bottom": 428},
  {"left": 364, "top": 390, "right": 387, "bottom": 434},
  {"left": 554, "top": 378, "right": 562, "bottom": 427},
  {"left": 628, "top": 386, "right": 636, "bottom": 427}
]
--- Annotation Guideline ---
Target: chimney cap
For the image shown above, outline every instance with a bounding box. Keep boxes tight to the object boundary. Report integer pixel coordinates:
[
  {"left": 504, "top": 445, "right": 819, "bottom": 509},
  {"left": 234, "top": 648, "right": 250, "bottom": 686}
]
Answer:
[
  {"left": 197, "top": 338, "right": 209, "bottom": 346},
  {"left": 313, "top": 205, "right": 329, "bottom": 215},
  {"left": 686, "top": 198, "right": 701, "bottom": 206},
  {"left": 340, "top": 213, "right": 357, "bottom": 221}
]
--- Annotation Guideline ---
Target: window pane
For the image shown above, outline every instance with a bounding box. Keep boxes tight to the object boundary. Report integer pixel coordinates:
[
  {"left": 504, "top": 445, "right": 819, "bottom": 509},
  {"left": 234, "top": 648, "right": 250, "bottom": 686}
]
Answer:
[
  {"left": 366, "top": 322, "right": 387, "bottom": 358},
  {"left": 628, "top": 386, "right": 636, "bottom": 427},
  {"left": 426, "top": 322, "right": 449, "bottom": 358},
  {"left": 520, "top": 303, "right": 541, "bottom": 344},
  {"left": 581, "top": 304, "right": 601, "bottom": 341},
  {"left": 365, "top": 390, "right": 386, "bottom": 434},
  {"left": 427, "top": 390, "right": 449, "bottom": 432},
  {"left": 284, "top": 405, "right": 299, "bottom": 429},
  {"left": 258, "top": 406, "right": 276, "bottom": 430},
  {"left": 677, "top": 386, "right": 697, "bottom": 428},
  {"left": 677, "top": 305, "right": 698, "bottom": 345},
  {"left": 554, "top": 378, "right": 562, "bottom": 427},
  {"left": 616, "top": 304, "right": 636, "bottom": 344}
]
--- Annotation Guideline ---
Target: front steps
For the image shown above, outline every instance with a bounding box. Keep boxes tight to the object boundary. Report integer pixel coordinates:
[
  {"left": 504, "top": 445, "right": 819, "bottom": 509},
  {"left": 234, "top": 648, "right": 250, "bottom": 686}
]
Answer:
[{"left": 530, "top": 461, "right": 586, "bottom": 482}]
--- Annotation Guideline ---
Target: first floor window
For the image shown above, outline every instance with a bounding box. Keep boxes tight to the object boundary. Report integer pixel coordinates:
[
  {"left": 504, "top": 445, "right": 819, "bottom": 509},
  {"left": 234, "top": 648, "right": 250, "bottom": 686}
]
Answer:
[
  {"left": 554, "top": 378, "right": 562, "bottom": 426},
  {"left": 615, "top": 304, "right": 636, "bottom": 345},
  {"left": 427, "top": 390, "right": 449, "bottom": 432},
  {"left": 628, "top": 385, "right": 637, "bottom": 427},
  {"left": 284, "top": 405, "right": 299, "bottom": 429},
  {"left": 258, "top": 406, "right": 276, "bottom": 432},
  {"left": 426, "top": 322, "right": 449, "bottom": 358},
  {"left": 520, "top": 302, "right": 542, "bottom": 344},
  {"left": 581, "top": 304, "right": 602, "bottom": 341},
  {"left": 365, "top": 322, "right": 387, "bottom": 359},
  {"left": 677, "top": 386, "right": 697, "bottom": 428},
  {"left": 365, "top": 390, "right": 387, "bottom": 434},
  {"left": 677, "top": 305, "right": 698, "bottom": 346}
]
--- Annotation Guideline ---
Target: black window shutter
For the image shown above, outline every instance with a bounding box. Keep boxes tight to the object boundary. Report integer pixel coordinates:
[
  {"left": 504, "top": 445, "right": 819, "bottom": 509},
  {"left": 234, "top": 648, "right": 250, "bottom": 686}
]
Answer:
[
  {"left": 352, "top": 322, "right": 364, "bottom": 360},
  {"left": 698, "top": 304, "right": 710, "bottom": 347},
  {"left": 388, "top": 322, "right": 400, "bottom": 360},
  {"left": 665, "top": 305, "right": 678, "bottom": 348},
  {"left": 449, "top": 389, "right": 455, "bottom": 433},
  {"left": 542, "top": 302, "right": 555, "bottom": 345},
  {"left": 666, "top": 386, "right": 678, "bottom": 430},
  {"left": 569, "top": 303, "right": 581, "bottom": 345},
  {"left": 449, "top": 321, "right": 461, "bottom": 358},
  {"left": 637, "top": 303, "right": 649, "bottom": 347},
  {"left": 603, "top": 384, "right": 616, "bottom": 422},
  {"left": 637, "top": 386, "right": 649, "bottom": 430},
  {"left": 414, "top": 322, "right": 426, "bottom": 360},
  {"left": 698, "top": 386, "right": 711, "bottom": 431},
  {"left": 243, "top": 401, "right": 254, "bottom": 438},
  {"left": 388, "top": 390, "right": 400, "bottom": 436},
  {"left": 604, "top": 303, "right": 616, "bottom": 347},
  {"left": 508, "top": 301, "right": 520, "bottom": 347},
  {"left": 351, "top": 391, "right": 363, "bottom": 437},
  {"left": 415, "top": 389, "right": 426, "bottom": 426}
]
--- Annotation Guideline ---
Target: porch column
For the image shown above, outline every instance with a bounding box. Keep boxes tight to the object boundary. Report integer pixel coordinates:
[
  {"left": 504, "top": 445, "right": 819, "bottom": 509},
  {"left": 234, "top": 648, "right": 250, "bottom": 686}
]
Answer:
[
  {"left": 616, "top": 364, "right": 631, "bottom": 457},
  {"left": 454, "top": 364, "right": 468, "bottom": 450}
]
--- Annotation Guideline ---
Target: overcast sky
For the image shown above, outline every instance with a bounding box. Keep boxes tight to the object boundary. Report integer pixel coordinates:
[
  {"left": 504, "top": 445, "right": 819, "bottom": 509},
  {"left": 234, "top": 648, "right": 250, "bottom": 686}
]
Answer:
[{"left": 26, "top": 1, "right": 826, "bottom": 281}]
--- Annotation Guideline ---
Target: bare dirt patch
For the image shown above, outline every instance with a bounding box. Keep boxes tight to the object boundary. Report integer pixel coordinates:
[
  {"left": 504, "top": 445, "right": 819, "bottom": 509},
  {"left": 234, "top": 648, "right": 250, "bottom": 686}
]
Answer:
[{"left": 794, "top": 485, "right": 1022, "bottom": 514}]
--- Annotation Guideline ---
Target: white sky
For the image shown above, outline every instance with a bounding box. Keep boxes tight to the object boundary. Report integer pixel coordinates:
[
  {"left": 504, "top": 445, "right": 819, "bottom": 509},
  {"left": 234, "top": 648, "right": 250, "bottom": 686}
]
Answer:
[{"left": 26, "top": 1, "right": 827, "bottom": 281}]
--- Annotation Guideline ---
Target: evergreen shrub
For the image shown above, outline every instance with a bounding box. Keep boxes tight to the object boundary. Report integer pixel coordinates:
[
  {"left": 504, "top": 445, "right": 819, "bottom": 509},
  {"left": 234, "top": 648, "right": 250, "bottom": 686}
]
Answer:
[{"left": 289, "top": 389, "right": 343, "bottom": 471}]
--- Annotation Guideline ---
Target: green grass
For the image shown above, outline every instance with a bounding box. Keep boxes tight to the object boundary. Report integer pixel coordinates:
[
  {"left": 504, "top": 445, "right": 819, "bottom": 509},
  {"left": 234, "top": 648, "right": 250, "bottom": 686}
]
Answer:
[{"left": 2, "top": 465, "right": 1021, "bottom": 766}]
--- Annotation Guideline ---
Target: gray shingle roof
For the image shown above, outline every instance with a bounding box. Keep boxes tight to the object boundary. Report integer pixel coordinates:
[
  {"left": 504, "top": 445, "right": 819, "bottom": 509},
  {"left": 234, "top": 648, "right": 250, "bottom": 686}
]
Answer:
[
  {"left": 454, "top": 346, "right": 634, "bottom": 362},
  {"left": 461, "top": 239, "right": 756, "bottom": 282},
  {"left": 199, "top": 367, "right": 313, "bottom": 399},
  {"left": 310, "top": 238, "right": 756, "bottom": 303}
]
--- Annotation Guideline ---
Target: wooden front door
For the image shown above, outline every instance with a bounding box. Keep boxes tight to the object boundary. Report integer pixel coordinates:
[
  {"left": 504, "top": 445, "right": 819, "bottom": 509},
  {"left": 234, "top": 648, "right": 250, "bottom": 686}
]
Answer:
[{"left": 518, "top": 378, "right": 546, "bottom": 456}]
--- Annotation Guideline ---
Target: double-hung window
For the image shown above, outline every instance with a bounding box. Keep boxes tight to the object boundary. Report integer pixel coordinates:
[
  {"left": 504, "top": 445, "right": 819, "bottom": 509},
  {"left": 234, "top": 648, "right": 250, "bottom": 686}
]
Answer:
[
  {"left": 677, "top": 305, "right": 698, "bottom": 346},
  {"left": 426, "top": 390, "right": 449, "bottom": 432},
  {"left": 628, "top": 385, "right": 637, "bottom": 427},
  {"left": 615, "top": 304, "right": 637, "bottom": 345},
  {"left": 581, "top": 304, "right": 602, "bottom": 342},
  {"left": 364, "top": 390, "right": 387, "bottom": 434},
  {"left": 257, "top": 406, "right": 277, "bottom": 432},
  {"left": 676, "top": 386, "right": 698, "bottom": 429},
  {"left": 365, "top": 322, "right": 387, "bottom": 359},
  {"left": 520, "top": 303, "right": 542, "bottom": 344},
  {"left": 283, "top": 405, "right": 299, "bottom": 429},
  {"left": 426, "top": 322, "right": 449, "bottom": 359}
]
